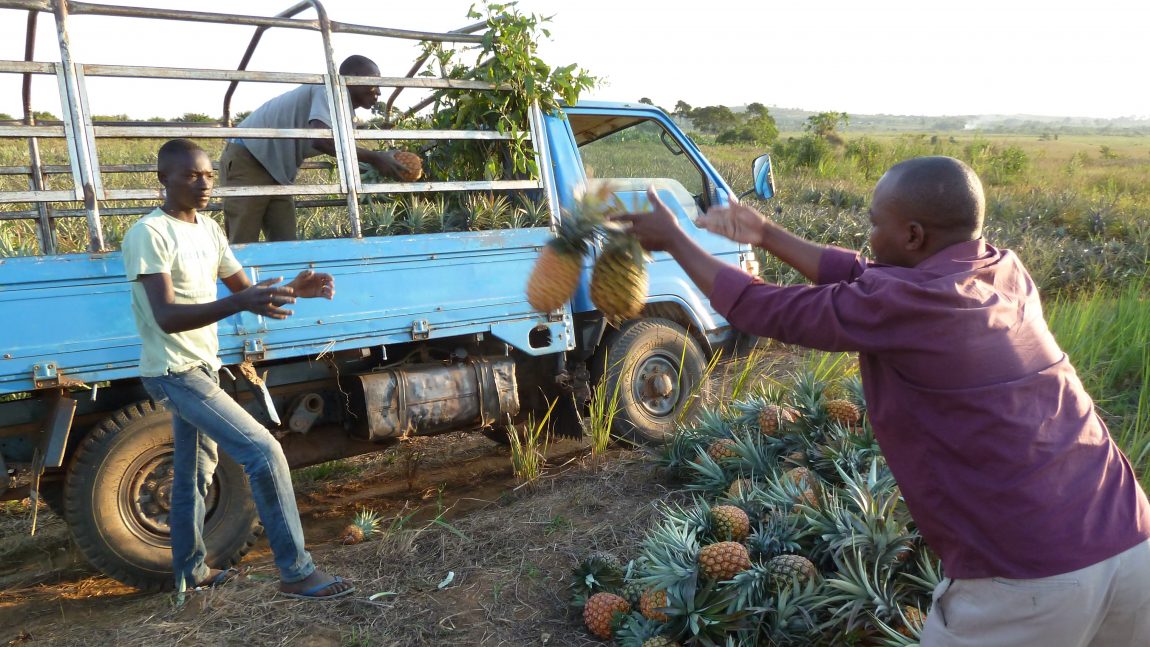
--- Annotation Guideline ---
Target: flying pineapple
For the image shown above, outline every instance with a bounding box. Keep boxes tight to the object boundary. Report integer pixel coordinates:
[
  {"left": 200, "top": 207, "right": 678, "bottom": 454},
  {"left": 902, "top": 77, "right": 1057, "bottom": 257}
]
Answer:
[
  {"left": 338, "top": 508, "right": 382, "bottom": 545},
  {"left": 590, "top": 228, "right": 648, "bottom": 322},
  {"left": 583, "top": 591, "right": 631, "bottom": 639},
  {"left": 698, "top": 541, "right": 752, "bottom": 581},
  {"left": 526, "top": 214, "right": 597, "bottom": 312},
  {"left": 525, "top": 185, "right": 612, "bottom": 312}
]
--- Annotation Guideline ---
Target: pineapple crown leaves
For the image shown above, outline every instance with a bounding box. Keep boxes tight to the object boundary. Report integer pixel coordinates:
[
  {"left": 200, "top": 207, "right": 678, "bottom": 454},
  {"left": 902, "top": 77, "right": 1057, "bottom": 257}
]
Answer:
[
  {"left": 660, "top": 579, "right": 753, "bottom": 647},
  {"left": 570, "top": 551, "right": 627, "bottom": 605},
  {"left": 726, "top": 562, "right": 775, "bottom": 612},
  {"left": 635, "top": 516, "right": 701, "bottom": 594},
  {"left": 352, "top": 508, "right": 383, "bottom": 536},
  {"left": 658, "top": 425, "right": 713, "bottom": 473},
  {"left": 899, "top": 547, "right": 944, "bottom": 597},
  {"left": 867, "top": 613, "right": 921, "bottom": 647},
  {"left": 748, "top": 577, "right": 827, "bottom": 647},
  {"left": 613, "top": 612, "right": 673, "bottom": 647},
  {"left": 682, "top": 452, "right": 732, "bottom": 497},
  {"left": 818, "top": 549, "right": 907, "bottom": 636},
  {"left": 746, "top": 513, "right": 806, "bottom": 561}
]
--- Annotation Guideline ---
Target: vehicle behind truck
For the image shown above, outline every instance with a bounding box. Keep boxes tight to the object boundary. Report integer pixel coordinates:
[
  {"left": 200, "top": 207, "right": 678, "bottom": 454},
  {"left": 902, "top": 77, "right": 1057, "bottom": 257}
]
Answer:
[{"left": 0, "top": 0, "right": 772, "bottom": 590}]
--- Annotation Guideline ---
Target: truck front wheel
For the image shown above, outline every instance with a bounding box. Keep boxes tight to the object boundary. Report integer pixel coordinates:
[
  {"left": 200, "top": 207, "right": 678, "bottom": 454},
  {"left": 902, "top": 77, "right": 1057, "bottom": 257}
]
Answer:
[
  {"left": 63, "top": 401, "right": 261, "bottom": 591},
  {"left": 596, "top": 318, "right": 706, "bottom": 445}
]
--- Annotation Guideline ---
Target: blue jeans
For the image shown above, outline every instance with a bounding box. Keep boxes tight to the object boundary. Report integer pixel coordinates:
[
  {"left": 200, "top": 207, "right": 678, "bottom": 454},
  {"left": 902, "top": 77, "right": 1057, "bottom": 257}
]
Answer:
[{"left": 142, "top": 364, "right": 315, "bottom": 590}]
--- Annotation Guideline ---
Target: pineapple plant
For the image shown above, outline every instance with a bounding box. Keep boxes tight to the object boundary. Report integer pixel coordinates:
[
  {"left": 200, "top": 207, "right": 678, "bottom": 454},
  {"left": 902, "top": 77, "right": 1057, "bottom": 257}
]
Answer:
[
  {"left": 898, "top": 605, "right": 926, "bottom": 638},
  {"left": 698, "top": 541, "right": 751, "bottom": 581},
  {"left": 337, "top": 508, "right": 381, "bottom": 545},
  {"left": 583, "top": 592, "right": 630, "bottom": 639},
  {"left": 825, "top": 398, "right": 861, "bottom": 426},
  {"left": 639, "top": 588, "right": 670, "bottom": 622},
  {"left": 705, "top": 438, "right": 739, "bottom": 462},
  {"left": 391, "top": 150, "right": 423, "bottom": 181},
  {"left": 758, "top": 403, "right": 796, "bottom": 437},
  {"left": 726, "top": 477, "right": 755, "bottom": 498},
  {"left": 590, "top": 228, "right": 648, "bottom": 322},
  {"left": 710, "top": 505, "right": 750, "bottom": 542},
  {"left": 767, "top": 553, "right": 817, "bottom": 585}
]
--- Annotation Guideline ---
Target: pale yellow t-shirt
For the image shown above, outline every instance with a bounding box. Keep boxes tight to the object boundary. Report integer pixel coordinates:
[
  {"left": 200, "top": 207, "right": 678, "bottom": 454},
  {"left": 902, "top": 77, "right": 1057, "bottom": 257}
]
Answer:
[{"left": 121, "top": 208, "right": 243, "bottom": 376}]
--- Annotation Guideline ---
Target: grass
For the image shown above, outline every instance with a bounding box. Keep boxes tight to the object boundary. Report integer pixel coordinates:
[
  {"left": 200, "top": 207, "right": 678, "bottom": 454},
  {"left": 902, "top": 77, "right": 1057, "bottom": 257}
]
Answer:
[
  {"left": 292, "top": 459, "right": 364, "bottom": 486},
  {"left": 1045, "top": 281, "right": 1150, "bottom": 482},
  {"left": 507, "top": 401, "right": 555, "bottom": 485}
]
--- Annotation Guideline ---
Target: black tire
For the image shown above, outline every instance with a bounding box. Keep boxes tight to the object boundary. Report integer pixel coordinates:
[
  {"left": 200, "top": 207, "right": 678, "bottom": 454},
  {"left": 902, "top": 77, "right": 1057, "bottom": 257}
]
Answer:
[
  {"left": 64, "top": 401, "right": 261, "bottom": 591},
  {"left": 594, "top": 318, "right": 706, "bottom": 445}
]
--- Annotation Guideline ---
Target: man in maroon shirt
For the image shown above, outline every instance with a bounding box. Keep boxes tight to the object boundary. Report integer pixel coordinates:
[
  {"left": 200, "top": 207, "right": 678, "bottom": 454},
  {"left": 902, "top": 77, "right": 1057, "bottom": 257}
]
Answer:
[{"left": 616, "top": 156, "right": 1150, "bottom": 646}]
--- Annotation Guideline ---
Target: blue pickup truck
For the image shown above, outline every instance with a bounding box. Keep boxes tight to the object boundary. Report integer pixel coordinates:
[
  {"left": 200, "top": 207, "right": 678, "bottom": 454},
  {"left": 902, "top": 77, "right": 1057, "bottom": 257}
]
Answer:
[{"left": 0, "top": 1, "right": 771, "bottom": 589}]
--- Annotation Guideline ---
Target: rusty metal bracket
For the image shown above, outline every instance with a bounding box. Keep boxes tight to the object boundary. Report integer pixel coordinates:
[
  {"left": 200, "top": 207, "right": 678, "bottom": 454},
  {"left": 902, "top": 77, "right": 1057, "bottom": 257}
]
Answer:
[
  {"left": 411, "top": 319, "right": 431, "bottom": 341},
  {"left": 31, "top": 361, "right": 85, "bottom": 389},
  {"left": 243, "top": 338, "right": 266, "bottom": 362}
]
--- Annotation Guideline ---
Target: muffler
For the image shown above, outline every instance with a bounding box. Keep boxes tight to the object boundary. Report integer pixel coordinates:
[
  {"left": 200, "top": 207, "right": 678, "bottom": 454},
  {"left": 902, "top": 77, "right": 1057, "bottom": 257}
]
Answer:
[{"left": 352, "top": 358, "right": 519, "bottom": 441}]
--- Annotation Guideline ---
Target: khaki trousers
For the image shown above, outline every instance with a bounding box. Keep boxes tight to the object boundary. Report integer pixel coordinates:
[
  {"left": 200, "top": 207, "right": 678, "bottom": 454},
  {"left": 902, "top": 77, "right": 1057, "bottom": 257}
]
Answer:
[
  {"left": 921, "top": 539, "right": 1150, "bottom": 646},
  {"left": 219, "top": 142, "right": 296, "bottom": 243}
]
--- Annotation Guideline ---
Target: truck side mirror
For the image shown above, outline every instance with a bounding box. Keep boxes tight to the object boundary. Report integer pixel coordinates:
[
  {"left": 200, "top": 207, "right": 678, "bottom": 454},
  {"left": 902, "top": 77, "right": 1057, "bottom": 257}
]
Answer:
[
  {"left": 751, "top": 153, "right": 775, "bottom": 200},
  {"left": 737, "top": 153, "right": 776, "bottom": 201}
]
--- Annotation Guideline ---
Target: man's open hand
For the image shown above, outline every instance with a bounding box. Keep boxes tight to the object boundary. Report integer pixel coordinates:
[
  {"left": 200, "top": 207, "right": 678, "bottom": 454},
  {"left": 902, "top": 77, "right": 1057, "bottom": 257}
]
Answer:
[
  {"left": 287, "top": 269, "right": 335, "bottom": 300},
  {"left": 610, "top": 187, "right": 687, "bottom": 253},
  {"left": 695, "top": 201, "right": 771, "bottom": 247}
]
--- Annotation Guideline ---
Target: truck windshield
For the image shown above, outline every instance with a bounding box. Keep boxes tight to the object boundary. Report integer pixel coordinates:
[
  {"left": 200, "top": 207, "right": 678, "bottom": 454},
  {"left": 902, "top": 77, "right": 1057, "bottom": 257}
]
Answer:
[{"left": 574, "top": 118, "right": 707, "bottom": 220}]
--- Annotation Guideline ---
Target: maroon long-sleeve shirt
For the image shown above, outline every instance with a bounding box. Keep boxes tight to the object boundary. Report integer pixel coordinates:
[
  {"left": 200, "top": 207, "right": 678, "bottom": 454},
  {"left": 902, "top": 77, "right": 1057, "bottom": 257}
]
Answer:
[{"left": 710, "top": 239, "right": 1150, "bottom": 578}]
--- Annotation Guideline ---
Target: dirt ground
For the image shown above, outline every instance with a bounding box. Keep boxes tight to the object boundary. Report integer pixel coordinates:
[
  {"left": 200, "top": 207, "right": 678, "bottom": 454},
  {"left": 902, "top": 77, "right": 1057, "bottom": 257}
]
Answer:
[
  {"left": 0, "top": 349, "right": 789, "bottom": 646},
  {"left": 0, "top": 431, "right": 687, "bottom": 647}
]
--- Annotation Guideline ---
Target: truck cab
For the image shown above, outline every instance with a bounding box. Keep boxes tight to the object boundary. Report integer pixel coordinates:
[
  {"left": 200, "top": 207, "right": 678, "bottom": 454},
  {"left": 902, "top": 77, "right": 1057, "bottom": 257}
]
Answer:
[{"left": 0, "top": 0, "right": 766, "bottom": 590}]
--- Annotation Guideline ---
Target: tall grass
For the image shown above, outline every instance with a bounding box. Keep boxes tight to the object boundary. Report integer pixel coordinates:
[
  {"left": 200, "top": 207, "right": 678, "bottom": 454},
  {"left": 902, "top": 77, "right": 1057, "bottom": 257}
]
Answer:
[
  {"left": 507, "top": 401, "right": 555, "bottom": 486},
  {"left": 1046, "top": 281, "right": 1150, "bottom": 483}
]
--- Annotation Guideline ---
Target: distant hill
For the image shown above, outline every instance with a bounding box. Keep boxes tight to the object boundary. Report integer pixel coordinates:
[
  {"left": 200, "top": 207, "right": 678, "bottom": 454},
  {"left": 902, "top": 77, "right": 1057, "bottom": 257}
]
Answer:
[{"left": 756, "top": 106, "right": 1150, "bottom": 135}]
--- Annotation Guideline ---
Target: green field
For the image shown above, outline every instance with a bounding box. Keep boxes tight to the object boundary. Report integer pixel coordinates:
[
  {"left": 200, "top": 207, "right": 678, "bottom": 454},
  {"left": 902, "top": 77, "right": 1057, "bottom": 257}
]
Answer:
[{"left": 1, "top": 130, "right": 1147, "bottom": 480}]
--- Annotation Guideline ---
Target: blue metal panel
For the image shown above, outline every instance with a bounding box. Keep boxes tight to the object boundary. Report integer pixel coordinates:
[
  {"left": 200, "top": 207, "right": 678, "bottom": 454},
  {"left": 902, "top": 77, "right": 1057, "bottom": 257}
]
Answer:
[{"left": 0, "top": 228, "right": 561, "bottom": 395}]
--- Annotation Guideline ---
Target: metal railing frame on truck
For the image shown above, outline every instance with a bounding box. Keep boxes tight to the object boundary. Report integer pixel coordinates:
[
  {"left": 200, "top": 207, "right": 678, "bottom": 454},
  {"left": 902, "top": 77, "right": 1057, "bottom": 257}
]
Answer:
[
  {"left": 0, "top": 0, "right": 572, "bottom": 489},
  {"left": 0, "top": 0, "right": 558, "bottom": 255}
]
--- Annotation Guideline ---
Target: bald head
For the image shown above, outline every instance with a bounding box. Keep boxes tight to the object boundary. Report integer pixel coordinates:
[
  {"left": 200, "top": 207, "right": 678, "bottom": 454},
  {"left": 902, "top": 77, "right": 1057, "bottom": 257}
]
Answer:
[
  {"left": 877, "top": 156, "right": 985, "bottom": 239},
  {"left": 339, "top": 55, "right": 379, "bottom": 75}
]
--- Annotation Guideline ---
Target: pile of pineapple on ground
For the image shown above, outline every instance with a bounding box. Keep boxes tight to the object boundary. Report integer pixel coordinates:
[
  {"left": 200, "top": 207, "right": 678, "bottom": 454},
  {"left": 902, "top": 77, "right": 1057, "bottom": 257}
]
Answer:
[
  {"left": 571, "top": 372, "right": 943, "bottom": 646},
  {"left": 527, "top": 182, "right": 648, "bottom": 321}
]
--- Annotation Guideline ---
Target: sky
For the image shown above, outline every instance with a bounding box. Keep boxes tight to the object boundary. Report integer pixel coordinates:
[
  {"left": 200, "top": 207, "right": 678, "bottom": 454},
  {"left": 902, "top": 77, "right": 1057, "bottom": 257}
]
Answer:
[{"left": 0, "top": 0, "right": 1147, "bottom": 121}]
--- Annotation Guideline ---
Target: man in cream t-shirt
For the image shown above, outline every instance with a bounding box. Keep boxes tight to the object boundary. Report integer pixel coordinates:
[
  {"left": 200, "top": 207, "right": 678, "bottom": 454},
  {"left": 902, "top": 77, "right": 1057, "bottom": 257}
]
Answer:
[{"left": 122, "top": 138, "right": 352, "bottom": 599}]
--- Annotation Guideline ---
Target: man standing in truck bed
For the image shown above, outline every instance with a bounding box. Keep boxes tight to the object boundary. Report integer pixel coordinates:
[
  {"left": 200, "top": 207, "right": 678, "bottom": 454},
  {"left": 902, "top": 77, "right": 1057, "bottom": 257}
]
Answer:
[
  {"left": 221, "top": 54, "right": 409, "bottom": 243},
  {"left": 121, "top": 138, "right": 353, "bottom": 599}
]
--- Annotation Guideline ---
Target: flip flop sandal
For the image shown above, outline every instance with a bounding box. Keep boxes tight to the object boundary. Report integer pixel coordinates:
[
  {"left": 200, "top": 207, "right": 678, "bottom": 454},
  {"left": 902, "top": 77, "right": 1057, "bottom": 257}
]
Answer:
[
  {"left": 193, "top": 566, "right": 242, "bottom": 590},
  {"left": 279, "top": 575, "right": 356, "bottom": 600}
]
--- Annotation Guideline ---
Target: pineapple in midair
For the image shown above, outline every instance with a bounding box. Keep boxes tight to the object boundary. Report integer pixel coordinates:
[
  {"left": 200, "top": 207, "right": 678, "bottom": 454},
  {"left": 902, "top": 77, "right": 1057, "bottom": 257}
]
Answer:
[
  {"left": 710, "top": 505, "right": 750, "bottom": 542},
  {"left": 768, "top": 553, "right": 817, "bottom": 585},
  {"left": 825, "top": 398, "right": 861, "bottom": 426},
  {"left": 525, "top": 185, "right": 611, "bottom": 312},
  {"left": 338, "top": 508, "right": 381, "bottom": 545},
  {"left": 583, "top": 592, "right": 630, "bottom": 639},
  {"left": 590, "top": 228, "right": 648, "bottom": 322},
  {"left": 758, "top": 403, "right": 796, "bottom": 437},
  {"left": 639, "top": 588, "right": 670, "bottom": 622},
  {"left": 527, "top": 215, "right": 597, "bottom": 312},
  {"left": 698, "top": 541, "right": 752, "bottom": 581}
]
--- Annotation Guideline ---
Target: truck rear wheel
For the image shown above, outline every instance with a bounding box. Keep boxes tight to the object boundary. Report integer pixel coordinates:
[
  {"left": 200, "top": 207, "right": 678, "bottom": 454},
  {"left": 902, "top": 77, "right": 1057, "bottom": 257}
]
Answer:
[
  {"left": 64, "top": 401, "right": 261, "bottom": 591},
  {"left": 595, "top": 318, "right": 706, "bottom": 445}
]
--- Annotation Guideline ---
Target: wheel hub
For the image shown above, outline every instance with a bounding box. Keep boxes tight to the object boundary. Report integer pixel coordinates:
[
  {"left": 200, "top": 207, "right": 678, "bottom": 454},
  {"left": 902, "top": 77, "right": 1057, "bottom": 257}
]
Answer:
[
  {"left": 126, "top": 451, "right": 219, "bottom": 537},
  {"left": 634, "top": 354, "right": 682, "bottom": 417}
]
